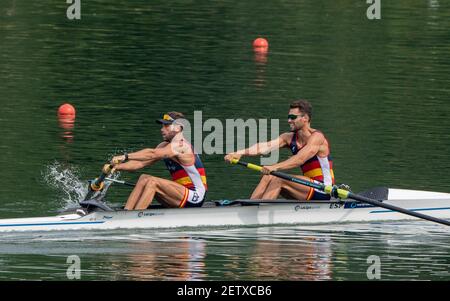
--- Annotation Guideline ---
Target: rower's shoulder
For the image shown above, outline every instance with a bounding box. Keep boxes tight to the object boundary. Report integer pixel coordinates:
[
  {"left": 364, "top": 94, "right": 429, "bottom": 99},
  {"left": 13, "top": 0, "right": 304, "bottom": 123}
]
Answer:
[
  {"left": 278, "top": 132, "right": 294, "bottom": 147},
  {"left": 156, "top": 141, "right": 169, "bottom": 148},
  {"left": 170, "top": 138, "right": 194, "bottom": 156},
  {"left": 280, "top": 132, "right": 294, "bottom": 141},
  {"left": 309, "top": 130, "right": 330, "bottom": 148},
  {"left": 310, "top": 129, "right": 326, "bottom": 139}
]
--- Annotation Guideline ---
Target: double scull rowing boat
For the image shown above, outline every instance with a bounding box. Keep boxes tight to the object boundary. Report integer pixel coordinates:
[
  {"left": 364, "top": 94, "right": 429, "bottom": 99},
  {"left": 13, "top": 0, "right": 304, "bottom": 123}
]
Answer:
[
  {"left": 2, "top": 159, "right": 448, "bottom": 232},
  {"left": 0, "top": 187, "right": 449, "bottom": 232}
]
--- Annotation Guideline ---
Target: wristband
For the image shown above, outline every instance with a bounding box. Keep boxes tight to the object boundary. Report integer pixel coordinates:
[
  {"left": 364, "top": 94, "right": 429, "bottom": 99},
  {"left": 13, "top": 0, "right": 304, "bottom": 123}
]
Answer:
[{"left": 124, "top": 152, "right": 129, "bottom": 162}]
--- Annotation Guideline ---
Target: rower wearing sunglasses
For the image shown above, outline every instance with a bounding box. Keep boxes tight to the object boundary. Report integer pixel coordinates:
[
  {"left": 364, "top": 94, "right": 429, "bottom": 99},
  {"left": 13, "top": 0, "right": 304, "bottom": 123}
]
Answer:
[
  {"left": 225, "top": 100, "right": 335, "bottom": 201},
  {"left": 110, "top": 112, "right": 207, "bottom": 210}
]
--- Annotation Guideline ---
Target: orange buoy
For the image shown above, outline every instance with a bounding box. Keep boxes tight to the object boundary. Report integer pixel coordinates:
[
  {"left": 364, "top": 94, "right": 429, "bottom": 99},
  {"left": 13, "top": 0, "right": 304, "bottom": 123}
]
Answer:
[
  {"left": 58, "top": 103, "right": 76, "bottom": 117},
  {"left": 253, "top": 37, "right": 269, "bottom": 53}
]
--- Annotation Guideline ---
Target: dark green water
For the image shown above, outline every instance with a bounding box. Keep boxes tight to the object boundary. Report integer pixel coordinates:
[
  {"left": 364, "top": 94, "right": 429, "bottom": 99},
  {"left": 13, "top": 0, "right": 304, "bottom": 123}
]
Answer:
[{"left": 0, "top": 0, "right": 449, "bottom": 280}]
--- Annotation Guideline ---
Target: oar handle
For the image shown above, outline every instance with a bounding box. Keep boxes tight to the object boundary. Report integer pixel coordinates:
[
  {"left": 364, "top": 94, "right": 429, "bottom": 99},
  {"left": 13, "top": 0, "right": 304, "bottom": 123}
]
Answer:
[{"left": 231, "top": 159, "right": 262, "bottom": 172}]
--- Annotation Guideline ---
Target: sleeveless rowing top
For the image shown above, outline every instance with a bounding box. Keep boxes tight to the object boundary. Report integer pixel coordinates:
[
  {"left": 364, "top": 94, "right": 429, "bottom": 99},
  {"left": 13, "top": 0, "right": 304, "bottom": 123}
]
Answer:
[
  {"left": 163, "top": 153, "right": 208, "bottom": 194},
  {"left": 289, "top": 131, "right": 335, "bottom": 185}
]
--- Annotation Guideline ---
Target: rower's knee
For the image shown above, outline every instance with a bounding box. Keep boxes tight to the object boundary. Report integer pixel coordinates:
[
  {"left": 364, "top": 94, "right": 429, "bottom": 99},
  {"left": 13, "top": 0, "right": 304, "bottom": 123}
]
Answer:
[
  {"left": 258, "top": 175, "right": 282, "bottom": 188},
  {"left": 137, "top": 174, "right": 152, "bottom": 186},
  {"left": 144, "top": 176, "right": 157, "bottom": 189},
  {"left": 264, "top": 175, "right": 281, "bottom": 184},
  {"left": 260, "top": 175, "right": 274, "bottom": 183}
]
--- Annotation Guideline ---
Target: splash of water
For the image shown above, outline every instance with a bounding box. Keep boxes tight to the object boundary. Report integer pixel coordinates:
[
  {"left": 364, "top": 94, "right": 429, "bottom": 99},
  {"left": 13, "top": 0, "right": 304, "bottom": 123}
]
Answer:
[
  {"left": 42, "top": 162, "right": 88, "bottom": 209},
  {"left": 42, "top": 162, "right": 122, "bottom": 209}
]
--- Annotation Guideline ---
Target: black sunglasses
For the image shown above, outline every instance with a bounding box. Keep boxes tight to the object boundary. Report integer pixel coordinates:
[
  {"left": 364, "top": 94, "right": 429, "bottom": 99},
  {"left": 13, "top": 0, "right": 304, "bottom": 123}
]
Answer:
[{"left": 288, "top": 114, "right": 304, "bottom": 120}]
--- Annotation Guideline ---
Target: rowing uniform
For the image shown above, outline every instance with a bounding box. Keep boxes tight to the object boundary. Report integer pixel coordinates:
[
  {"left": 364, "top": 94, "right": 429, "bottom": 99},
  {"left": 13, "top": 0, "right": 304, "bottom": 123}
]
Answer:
[
  {"left": 163, "top": 153, "right": 207, "bottom": 208},
  {"left": 289, "top": 131, "right": 335, "bottom": 200}
]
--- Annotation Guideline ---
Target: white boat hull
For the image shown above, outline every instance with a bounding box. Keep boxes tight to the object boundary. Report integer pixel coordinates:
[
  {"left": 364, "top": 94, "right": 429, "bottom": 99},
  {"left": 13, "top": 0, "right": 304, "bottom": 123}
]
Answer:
[{"left": 1, "top": 189, "right": 450, "bottom": 232}]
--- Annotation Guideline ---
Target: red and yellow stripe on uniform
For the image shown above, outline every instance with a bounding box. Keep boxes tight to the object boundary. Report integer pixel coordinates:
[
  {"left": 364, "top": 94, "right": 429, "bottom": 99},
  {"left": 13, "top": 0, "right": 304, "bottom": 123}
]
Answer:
[
  {"left": 179, "top": 188, "right": 189, "bottom": 208},
  {"left": 301, "top": 156, "right": 335, "bottom": 184},
  {"left": 171, "top": 168, "right": 207, "bottom": 190}
]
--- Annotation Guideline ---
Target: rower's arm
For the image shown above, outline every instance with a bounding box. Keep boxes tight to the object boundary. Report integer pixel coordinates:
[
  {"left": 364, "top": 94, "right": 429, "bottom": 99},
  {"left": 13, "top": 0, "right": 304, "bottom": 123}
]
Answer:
[
  {"left": 123, "top": 142, "right": 169, "bottom": 161},
  {"left": 114, "top": 143, "right": 172, "bottom": 171},
  {"left": 114, "top": 160, "right": 149, "bottom": 171},
  {"left": 127, "top": 148, "right": 156, "bottom": 161},
  {"left": 144, "top": 143, "right": 176, "bottom": 161},
  {"left": 235, "top": 133, "right": 289, "bottom": 156},
  {"left": 271, "top": 133, "right": 323, "bottom": 171}
]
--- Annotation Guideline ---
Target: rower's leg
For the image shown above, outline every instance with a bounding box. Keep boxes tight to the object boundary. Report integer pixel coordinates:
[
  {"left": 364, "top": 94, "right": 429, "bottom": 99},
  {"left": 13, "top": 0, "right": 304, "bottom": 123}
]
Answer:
[
  {"left": 259, "top": 175, "right": 283, "bottom": 199},
  {"left": 277, "top": 175, "right": 313, "bottom": 200},
  {"left": 134, "top": 176, "right": 187, "bottom": 210},
  {"left": 124, "top": 174, "right": 152, "bottom": 210},
  {"left": 260, "top": 175, "right": 312, "bottom": 200},
  {"left": 250, "top": 175, "right": 272, "bottom": 199}
]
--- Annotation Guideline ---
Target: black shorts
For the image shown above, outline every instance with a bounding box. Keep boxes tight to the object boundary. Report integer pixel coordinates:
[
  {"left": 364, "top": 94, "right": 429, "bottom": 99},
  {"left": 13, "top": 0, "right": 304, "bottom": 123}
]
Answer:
[{"left": 309, "top": 189, "right": 331, "bottom": 200}]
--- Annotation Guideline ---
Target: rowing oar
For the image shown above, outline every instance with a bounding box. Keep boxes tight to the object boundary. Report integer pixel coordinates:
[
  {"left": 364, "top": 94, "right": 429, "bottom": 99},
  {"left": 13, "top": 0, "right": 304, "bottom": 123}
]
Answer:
[
  {"left": 82, "top": 163, "right": 115, "bottom": 201},
  {"left": 230, "top": 159, "right": 450, "bottom": 226}
]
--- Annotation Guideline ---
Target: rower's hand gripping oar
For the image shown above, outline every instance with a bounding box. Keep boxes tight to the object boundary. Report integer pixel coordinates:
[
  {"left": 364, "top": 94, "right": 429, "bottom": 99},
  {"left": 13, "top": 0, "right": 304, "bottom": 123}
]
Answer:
[{"left": 230, "top": 159, "right": 450, "bottom": 226}]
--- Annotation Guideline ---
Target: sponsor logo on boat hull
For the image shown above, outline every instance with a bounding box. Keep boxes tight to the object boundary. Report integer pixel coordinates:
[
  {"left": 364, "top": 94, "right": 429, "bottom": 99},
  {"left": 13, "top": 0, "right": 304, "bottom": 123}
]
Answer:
[
  {"left": 294, "top": 205, "right": 320, "bottom": 211},
  {"left": 137, "top": 212, "right": 164, "bottom": 218},
  {"left": 345, "top": 202, "right": 376, "bottom": 209}
]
